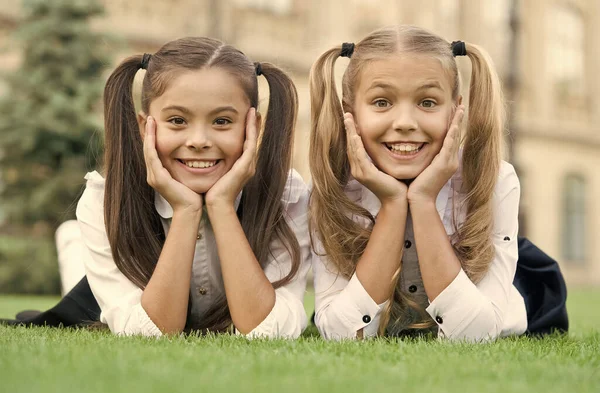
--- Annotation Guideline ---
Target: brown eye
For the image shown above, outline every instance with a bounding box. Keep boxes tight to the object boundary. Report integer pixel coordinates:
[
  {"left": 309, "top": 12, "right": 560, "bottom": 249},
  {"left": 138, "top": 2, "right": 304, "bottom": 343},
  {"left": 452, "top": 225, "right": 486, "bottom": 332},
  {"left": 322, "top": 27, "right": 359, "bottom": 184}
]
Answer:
[
  {"left": 168, "top": 117, "right": 186, "bottom": 126},
  {"left": 214, "top": 118, "right": 232, "bottom": 126}
]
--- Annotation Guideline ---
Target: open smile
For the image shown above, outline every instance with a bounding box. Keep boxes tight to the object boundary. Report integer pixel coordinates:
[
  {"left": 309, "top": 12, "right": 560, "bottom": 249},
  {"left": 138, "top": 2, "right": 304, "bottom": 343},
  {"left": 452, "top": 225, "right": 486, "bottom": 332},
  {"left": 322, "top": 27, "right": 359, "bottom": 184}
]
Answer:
[
  {"left": 383, "top": 142, "right": 427, "bottom": 160},
  {"left": 176, "top": 159, "right": 222, "bottom": 174}
]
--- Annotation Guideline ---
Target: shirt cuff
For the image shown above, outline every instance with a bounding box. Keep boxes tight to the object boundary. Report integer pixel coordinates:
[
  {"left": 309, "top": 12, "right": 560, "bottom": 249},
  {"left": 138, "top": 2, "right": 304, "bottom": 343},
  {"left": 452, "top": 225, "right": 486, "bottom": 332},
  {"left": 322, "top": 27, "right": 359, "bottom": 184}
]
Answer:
[
  {"left": 323, "top": 273, "right": 388, "bottom": 339},
  {"left": 107, "top": 303, "right": 163, "bottom": 337},
  {"left": 425, "top": 269, "right": 486, "bottom": 340},
  {"left": 236, "top": 288, "right": 306, "bottom": 339}
]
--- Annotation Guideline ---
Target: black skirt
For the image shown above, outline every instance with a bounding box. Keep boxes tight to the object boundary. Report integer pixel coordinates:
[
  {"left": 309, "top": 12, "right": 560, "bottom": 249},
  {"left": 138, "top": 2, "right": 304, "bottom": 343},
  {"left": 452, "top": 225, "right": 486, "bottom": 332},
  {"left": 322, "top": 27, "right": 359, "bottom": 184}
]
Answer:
[
  {"left": 3, "top": 237, "right": 569, "bottom": 335},
  {"left": 513, "top": 237, "right": 569, "bottom": 335}
]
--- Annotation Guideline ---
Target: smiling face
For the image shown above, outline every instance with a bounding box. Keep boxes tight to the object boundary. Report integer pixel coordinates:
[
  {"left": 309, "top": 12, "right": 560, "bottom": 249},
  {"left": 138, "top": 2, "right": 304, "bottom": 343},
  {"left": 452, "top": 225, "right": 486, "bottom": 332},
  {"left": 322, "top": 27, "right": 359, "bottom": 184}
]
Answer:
[
  {"left": 139, "top": 67, "right": 254, "bottom": 194},
  {"left": 352, "top": 53, "right": 458, "bottom": 180}
]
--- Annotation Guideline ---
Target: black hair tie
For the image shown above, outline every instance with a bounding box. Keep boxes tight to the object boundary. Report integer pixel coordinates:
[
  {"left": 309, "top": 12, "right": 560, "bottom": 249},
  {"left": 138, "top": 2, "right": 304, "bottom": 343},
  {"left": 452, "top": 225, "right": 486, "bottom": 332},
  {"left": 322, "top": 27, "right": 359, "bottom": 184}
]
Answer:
[
  {"left": 140, "top": 53, "right": 152, "bottom": 70},
  {"left": 451, "top": 41, "right": 467, "bottom": 57},
  {"left": 340, "top": 42, "right": 355, "bottom": 58},
  {"left": 255, "top": 62, "right": 263, "bottom": 76}
]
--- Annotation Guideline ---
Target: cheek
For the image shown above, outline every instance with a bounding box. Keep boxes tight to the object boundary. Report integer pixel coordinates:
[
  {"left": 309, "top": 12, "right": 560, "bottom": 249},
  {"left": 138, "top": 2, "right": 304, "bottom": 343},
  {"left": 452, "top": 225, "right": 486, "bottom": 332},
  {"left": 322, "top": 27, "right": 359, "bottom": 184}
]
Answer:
[
  {"left": 154, "top": 128, "right": 178, "bottom": 163},
  {"left": 220, "top": 130, "right": 245, "bottom": 162},
  {"left": 355, "top": 113, "right": 387, "bottom": 143},
  {"left": 421, "top": 114, "right": 449, "bottom": 146}
]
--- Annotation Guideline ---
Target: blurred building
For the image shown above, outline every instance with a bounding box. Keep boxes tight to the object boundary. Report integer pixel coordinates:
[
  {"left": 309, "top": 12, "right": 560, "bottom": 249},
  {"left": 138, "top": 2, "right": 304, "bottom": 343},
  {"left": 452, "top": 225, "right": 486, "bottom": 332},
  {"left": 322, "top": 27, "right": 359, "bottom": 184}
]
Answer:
[{"left": 1, "top": 0, "right": 599, "bottom": 286}]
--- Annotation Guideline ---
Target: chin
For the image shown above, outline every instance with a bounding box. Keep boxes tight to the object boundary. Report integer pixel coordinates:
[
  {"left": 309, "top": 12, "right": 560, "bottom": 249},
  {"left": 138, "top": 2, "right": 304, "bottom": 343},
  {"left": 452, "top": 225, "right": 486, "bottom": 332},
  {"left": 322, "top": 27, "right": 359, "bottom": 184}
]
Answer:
[
  {"left": 181, "top": 180, "right": 217, "bottom": 195},
  {"left": 379, "top": 166, "right": 421, "bottom": 181}
]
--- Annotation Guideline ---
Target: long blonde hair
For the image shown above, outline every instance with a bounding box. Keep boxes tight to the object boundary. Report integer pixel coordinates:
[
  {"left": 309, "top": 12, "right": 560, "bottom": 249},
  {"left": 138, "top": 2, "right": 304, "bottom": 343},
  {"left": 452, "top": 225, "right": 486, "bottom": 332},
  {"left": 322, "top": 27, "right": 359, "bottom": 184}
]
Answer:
[{"left": 309, "top": 25, "right": 504, "bottom": 335}]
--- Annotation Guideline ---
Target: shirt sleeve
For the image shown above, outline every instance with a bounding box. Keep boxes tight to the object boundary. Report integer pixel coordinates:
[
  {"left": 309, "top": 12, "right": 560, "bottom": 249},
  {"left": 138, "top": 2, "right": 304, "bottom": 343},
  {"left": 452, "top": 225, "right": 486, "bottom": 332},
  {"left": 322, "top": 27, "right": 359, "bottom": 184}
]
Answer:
[
  {"left": 313, "top": 247, "right": 388, "bottom": 340},
  {"left": 76, "top": 172, "right": 162, "bottom": 337},
  {"left": 238, "top": 170, "right": 311, "bottom": 339},
  {"left": 426, "top": 162, "right": 525, "bottom": 341}
]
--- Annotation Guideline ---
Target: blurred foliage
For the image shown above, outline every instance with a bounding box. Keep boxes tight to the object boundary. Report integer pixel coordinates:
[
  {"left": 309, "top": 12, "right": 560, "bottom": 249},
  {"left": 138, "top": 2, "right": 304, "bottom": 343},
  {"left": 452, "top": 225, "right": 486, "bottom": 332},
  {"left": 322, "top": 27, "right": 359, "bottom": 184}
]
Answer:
[
  {"left": 0, "top": 0, "right": 110, "bottom": 230},
  {"left": 0, "top": 235, "right": 59, "bottom": 294}
]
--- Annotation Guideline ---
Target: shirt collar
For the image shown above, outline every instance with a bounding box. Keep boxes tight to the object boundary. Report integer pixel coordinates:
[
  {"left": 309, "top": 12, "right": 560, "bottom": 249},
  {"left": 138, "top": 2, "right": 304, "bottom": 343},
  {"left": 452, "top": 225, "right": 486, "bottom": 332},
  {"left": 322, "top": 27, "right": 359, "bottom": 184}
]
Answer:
[{"left": 154, "top": 191, "right": 243, "bottom": 219}]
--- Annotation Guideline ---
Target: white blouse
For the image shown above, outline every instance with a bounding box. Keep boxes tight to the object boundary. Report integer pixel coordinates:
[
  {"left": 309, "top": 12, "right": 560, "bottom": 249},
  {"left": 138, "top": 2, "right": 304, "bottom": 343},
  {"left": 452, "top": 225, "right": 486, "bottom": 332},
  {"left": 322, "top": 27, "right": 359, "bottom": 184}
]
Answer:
[
  {"left": 312, "top": 161, "right": 528, "bottom": 341},
  {"left": 76, "top": 170, "right": 311, "bottom": 338}
]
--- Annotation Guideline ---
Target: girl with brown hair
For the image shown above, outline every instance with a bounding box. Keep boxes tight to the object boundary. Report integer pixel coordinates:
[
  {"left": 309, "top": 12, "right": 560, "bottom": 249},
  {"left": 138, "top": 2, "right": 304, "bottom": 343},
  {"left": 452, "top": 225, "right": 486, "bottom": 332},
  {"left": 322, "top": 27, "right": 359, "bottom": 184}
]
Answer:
[
  {"left": 309, "top": 25, "right": 567, "bottom": 341},
  {"left": 4, "top": 36, "right": 311, "bottom": 337}
]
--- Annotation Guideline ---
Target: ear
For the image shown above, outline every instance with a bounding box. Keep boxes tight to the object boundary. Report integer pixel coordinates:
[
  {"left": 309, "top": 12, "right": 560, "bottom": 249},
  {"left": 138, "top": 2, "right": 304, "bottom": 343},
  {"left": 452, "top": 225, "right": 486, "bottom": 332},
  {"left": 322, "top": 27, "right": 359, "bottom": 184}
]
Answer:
[{"left": 137, "top": 111, "right": 148, "bottom": 139}]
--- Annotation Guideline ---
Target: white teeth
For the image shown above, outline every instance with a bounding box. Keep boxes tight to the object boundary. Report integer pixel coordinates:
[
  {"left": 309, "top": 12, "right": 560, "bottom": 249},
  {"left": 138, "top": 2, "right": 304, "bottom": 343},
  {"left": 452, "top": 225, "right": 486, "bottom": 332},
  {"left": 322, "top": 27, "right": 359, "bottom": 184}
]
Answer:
[
  {"left": 183, "top": 160, "right": 217, "bottom": 168},
  {"left": 387, "top": 143, "right": 423, "bottom": 153}
]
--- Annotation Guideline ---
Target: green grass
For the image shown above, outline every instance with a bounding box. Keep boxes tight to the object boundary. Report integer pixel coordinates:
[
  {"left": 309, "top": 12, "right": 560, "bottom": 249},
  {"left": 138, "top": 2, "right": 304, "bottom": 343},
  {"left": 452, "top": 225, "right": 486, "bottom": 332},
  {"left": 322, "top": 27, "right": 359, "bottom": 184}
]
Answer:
[{"left": 1, "top": 289, "right": 599, "bottom": 393}]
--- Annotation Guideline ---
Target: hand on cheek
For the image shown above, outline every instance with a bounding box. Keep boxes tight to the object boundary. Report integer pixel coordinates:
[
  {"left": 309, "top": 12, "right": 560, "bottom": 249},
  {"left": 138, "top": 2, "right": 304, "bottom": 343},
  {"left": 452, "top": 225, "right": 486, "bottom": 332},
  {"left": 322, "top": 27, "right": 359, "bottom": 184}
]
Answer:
[
  {"left": 143, "top": 116, "right": 203, "bottom": 214},
  {"left": 205, "top": 107, "right": 258, "bottom": 209},
  {"left": 344, "top": 113, "right": 407, "bottom": 206},
  {"left": 407, "top": 105, "right": 465, "bottom": 204}
]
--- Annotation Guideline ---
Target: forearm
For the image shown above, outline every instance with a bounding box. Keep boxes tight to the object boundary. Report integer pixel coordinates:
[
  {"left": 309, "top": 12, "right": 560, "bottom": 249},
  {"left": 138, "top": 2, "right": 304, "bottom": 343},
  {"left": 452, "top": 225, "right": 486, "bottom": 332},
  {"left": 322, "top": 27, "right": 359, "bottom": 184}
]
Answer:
[
  {"left": 207, "top": 203, "right": 275, "bottom": 334},
  {"left": 141, "top": 210, "right": 201, "bottom": 334},
  {"left": 409, "top": 199, "right": 461, "bottom": 301},
  {"left": 355, "top": 199, "right": 408, "bottom": 304}
]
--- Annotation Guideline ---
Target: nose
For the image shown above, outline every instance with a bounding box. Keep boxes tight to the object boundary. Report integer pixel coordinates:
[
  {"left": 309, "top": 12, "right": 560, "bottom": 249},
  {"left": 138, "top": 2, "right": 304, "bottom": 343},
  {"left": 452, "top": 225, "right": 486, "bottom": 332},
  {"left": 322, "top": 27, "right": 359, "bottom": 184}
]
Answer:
[
  {"left": 185, "top": 126, "right": 212, "bottom": 150},
  {"left": 392, "top": 105, "right": 418, "bottom": 132}
]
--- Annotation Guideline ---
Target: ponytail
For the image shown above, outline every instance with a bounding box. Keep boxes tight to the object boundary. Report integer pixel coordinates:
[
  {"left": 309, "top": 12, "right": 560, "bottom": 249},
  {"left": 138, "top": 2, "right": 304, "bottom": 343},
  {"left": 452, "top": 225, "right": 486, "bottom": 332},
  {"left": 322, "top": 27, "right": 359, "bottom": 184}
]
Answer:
[
  {"left": 453, "top": 43, "right": 504, "bottom": 283},
  {"left": 308, "top": 47, "right": 374, "bottom": 279},
  {"left": 103, "top": 55, "right": 164, "bottom": 290},
  {"left": 241, "top": 62, "right": 301, "bottom": 287}
]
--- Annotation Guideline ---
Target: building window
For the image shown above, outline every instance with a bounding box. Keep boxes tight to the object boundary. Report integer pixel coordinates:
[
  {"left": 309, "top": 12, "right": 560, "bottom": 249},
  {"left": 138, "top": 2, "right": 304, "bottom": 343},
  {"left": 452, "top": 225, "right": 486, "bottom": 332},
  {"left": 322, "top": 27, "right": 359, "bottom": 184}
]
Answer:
[
  {"left": 235, "top": 0, "right": 293, "bottom": 14},
  {"left": 562, "top": 174, "right": 586, "bottom": 263},
  {"left": 546, "top": 4, "right": 586, "bottom": 111}
]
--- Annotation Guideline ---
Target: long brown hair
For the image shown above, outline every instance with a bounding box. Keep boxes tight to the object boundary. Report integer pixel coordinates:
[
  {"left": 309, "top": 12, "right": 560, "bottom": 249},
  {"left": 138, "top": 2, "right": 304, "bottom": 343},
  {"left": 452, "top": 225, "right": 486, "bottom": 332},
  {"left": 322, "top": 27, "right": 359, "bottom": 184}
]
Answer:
[
  {"left": 102, "top": 37, "right": 300, "bottom": 332},
  {"left": 309, "top": 25, "right": 504, "bottom": 335}
]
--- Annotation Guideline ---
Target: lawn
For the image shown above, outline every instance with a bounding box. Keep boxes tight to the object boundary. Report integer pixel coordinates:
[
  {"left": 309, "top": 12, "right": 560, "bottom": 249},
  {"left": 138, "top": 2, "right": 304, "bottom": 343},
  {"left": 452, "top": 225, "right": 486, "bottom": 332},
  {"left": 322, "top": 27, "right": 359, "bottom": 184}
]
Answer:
[{"left": 1, "top": 289, "right": 598, "bottom": 393}]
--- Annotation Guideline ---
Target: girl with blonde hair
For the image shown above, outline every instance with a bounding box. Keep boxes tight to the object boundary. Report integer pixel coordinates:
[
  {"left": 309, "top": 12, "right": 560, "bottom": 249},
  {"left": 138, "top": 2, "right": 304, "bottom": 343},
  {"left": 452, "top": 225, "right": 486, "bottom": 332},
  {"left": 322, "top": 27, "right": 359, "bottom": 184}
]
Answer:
[{"left": 309, "top": 25, "right": 567, "bottom": 341}]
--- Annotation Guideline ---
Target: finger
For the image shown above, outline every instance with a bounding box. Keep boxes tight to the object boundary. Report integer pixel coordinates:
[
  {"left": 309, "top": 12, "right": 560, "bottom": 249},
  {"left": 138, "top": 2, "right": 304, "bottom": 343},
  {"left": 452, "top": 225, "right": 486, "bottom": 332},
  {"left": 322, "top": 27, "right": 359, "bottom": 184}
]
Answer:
[
  {"left": 244, "top": 108, "right": 259, "bottom": 153},
  {"left": 344, "top": 113, "right": 360, "bottom": 173},
  {"left": 230, "top": 109, "right": 258, "bottom": 178},
  {"left": 142, "top": 116, "right": 154, "bottom": 169},
  {"left": 144, "top": 117, "right": 166, "bottom": 178},
  {"left": 440, "top": 107, "right": 463, "bottom": 158},
  {"left": 447, "top": 107, "right": 464, "bottom": 156},
  {"left": 344, "top": 114, "right": 374, "bottom": 173}
]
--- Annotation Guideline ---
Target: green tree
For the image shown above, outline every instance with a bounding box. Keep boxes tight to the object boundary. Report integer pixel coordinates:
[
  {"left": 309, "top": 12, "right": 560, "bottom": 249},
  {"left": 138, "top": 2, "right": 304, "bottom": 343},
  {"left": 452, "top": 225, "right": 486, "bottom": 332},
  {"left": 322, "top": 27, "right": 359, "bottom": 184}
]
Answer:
[{"left": 0, "top": 0, "right": 109, "bottom": 231}]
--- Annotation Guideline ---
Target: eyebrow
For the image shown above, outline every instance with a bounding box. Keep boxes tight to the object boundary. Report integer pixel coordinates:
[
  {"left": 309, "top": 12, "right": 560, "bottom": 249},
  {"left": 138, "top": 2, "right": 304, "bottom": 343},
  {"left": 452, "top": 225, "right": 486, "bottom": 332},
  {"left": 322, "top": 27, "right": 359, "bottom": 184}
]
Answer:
[
  {"left": 161, "top": 105, "right": 193, "bottom": 115},
  {"left": 161, "top": 105, "right": 239, "bottom": 116},
  {"left": 366, "top": 82, "right": 396, "bottom": 91},
  {"left": 208, "top": 106, "right": 239, "bottom": 116},
  {"left": 416, "top": 81, "right": 444, "bottom": 92}
]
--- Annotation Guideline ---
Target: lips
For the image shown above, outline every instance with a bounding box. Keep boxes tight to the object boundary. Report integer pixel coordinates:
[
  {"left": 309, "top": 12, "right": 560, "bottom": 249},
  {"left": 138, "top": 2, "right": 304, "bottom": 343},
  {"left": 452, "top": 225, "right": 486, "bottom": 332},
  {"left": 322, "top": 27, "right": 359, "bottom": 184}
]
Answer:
[
  {"left": 177, "top": 159, "right": 220, "bottom": 169},
  {"left": 384, "top": 142, "right": 426, "bottom": 154}
]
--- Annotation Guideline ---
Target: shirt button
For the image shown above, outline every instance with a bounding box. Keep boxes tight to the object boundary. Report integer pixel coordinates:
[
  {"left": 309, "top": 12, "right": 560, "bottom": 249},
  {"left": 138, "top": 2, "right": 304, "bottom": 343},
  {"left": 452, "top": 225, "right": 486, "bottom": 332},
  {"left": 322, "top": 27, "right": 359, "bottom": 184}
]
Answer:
[
  {"left": 435, "top": 316, "right": 443, "bottom": 324},
  {"left": 198, "top": 287, "right": 207, "bottom": 295},
  {"left": 404, "top": 240, "right": 412, "bottom": 249},
  {"left": 197, "top": 233, "right": 203, "bottom": 240},
  {"left": 362, "top": 315, "right": 371, "bottom": 323},
  {"left": 408, "top": 285, "right": 417, "bottom": 293}
]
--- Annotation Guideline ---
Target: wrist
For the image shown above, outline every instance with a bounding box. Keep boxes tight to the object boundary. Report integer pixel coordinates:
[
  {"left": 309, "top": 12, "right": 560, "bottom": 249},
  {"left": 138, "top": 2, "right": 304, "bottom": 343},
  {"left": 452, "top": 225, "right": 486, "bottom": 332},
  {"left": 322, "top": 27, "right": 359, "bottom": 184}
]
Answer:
[
  {"left": 379, "top": 196, "right": 408, "bottom": 213},
  {"left": 206, "top": 200, "right": 236, "bottom": 216},
  {"left": 172, "top": 207, "right": 203, "bottom": 223},
  {"left": 407, "top": 196, "right": 437, "bottom": 210}
]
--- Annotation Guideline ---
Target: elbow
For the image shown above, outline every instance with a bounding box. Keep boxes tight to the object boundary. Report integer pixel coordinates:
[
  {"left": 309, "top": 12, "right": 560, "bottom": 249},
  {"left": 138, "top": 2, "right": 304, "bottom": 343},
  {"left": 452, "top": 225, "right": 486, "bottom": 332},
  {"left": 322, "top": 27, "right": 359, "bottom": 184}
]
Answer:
[
  {"left": 314, "top": 308, "right": 355, "bottom": 341},
  {"left": 444, "top": 305, "right": 504, "bottom": 343},
  {"left": 239, "top": 297, "right": 306, "bottom": 339}
]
